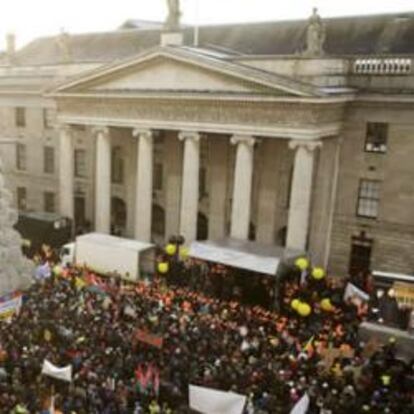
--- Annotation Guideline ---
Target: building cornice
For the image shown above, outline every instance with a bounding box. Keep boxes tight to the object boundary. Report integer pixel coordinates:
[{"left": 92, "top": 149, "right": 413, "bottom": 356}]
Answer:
[
  {"left": 49, "top": 90, "right": 355, "bottom": 104},
  {"left": 58, "top": 114, "right": 342, "bottom": 140},
  {"left": 355, "top": 94, "right": 414, "bottom": 103}
]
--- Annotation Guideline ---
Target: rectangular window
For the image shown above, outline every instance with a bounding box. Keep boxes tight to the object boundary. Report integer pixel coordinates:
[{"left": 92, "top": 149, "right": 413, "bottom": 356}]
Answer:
[
  {"left": 44, "top": 191, "right": 56, "bottom": 213},
  {"left": 154, "top": 162, "right": 163, "bottom": 191},
  {"left": 199, "top": 167, "right": 207, "bottom": 197},
  {"left": 111, "top": 146, "right": 124, "bottom": 184},
  {"left": 74, "top": 149, "right": 86, "bottom": 178},
  {"left": 16, "top": 143, "right": 27, "bottom": 171},
  {"left": 365, "top": 122, "right": 388, "bottom": 153},
  {"left": 15, "top": 107, "right": 26, "bottom": 127},
  {"left": 43, "top": 108, "right": 53, "bottom": 129},
  {"left": 357, "top": 179, "right": 381, "bottom": 219},
  {"left": 43, "top": 146, "right": 55, "bottom": 174},
  {"left": 17, "top": 187, "right": 27, "bottom": 211}
]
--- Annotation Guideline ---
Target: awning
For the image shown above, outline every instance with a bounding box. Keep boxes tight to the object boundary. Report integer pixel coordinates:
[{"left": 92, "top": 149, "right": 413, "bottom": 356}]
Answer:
[{"left": 189, "top": 239, "right": 302, "bottom": 276}]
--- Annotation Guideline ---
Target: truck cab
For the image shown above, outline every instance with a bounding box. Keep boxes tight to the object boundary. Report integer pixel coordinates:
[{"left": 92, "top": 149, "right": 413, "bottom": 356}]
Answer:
[{"left": 15, "top": 212, "right": 72, "bottom": 257}]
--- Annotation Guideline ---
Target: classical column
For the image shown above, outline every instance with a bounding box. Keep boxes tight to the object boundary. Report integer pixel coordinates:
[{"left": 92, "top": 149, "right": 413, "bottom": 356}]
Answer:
[
  {"left": 165, "top": 132, "right": 182, "bottom": 238},
  {"left": 230, "top": 135, "right": 256, "bottom": 240},
  {"left": 93, "top": 126, "right": 111, "bottom": 234},
  {"left": 58, "top": 125, "right": 74, "bottom": 219},
  {"left": 208, "top": 136, "right": 229, "bottom": 240},
  {"left": 286, "top": 140, "right": 322, "bottom": 251},
  {"left": 133, "top": 129, "right": 154, "bottom": 242},
  {"left": 178, "top": 131, "right": 200, "bottom": 244}
]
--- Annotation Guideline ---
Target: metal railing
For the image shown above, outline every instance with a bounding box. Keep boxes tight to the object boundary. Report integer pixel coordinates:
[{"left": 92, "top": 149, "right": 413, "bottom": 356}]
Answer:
[{"left": 353, "top": 58, "right": 412, "bottom": 75}]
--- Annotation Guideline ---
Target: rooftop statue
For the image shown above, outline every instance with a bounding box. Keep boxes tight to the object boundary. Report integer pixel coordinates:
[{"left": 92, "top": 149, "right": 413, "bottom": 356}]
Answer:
[
  {"left": 0, "top": 142, "right": 32, "bottom": 295},
  {"left": 165, "top": 0, "right": 181, "bottom": 31},
  {"left": 305, "top": 8, "right": 326, "bottom": 56}
]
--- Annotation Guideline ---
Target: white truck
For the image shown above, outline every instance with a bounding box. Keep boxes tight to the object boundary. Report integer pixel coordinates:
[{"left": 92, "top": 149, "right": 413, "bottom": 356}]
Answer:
[{"left": 60, "top": 233, "right": 155, "bottom": 282}]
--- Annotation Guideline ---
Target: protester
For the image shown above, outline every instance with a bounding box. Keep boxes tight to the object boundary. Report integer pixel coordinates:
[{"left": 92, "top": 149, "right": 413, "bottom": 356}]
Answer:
[{"left": 0, "top": 255, "right": 413, "bottom": 413}]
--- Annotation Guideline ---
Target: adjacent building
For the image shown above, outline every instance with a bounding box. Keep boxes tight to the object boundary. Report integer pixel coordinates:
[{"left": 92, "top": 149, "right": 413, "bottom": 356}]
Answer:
[{"left": 1, "top": 10, "right": 414, "bottom": 276}]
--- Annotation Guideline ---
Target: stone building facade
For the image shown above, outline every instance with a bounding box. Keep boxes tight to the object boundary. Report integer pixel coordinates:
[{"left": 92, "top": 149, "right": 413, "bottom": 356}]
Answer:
[{"left": 1, "top": 11, "right": 414, "bottom": 276}]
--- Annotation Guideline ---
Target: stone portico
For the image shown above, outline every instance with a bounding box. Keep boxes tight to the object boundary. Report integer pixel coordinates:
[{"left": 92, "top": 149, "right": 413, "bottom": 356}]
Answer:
[
  {"left": 52, "top": 46, "right": 344, "bottom": 264},
  {"left": 2, "top": 10, "right": 414, "bottom": 275}
]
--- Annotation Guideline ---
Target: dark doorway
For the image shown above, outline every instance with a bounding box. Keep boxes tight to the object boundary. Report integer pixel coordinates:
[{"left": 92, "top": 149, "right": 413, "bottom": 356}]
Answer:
[
  {"left": 277, "top": 226, "right": 287, "bottom": 247},
  {"left": 197, "top": 212, "right": 209, "bottom": 241},
  {"left": 349, "top": 234, "right": 373, "bottom": 277},
  {"left": 111, "top": 197, "right": 127, "bottom": 236},
  {"left": 152, "top": 204, "right": 166, "bottom": 243},
  {"left": 249, "top": 222, "right": 256, "bottom": 241}
]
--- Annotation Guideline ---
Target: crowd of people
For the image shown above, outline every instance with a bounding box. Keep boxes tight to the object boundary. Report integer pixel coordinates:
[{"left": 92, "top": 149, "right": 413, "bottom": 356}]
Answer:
[{"left": 0, "top": 254, "right": 414, "bottom": 413}]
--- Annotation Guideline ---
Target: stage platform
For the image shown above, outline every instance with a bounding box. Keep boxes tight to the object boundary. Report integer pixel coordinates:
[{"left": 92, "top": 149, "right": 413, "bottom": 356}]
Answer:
[{"left": 359, "top": 322, "right": 414, "bottom": 361}]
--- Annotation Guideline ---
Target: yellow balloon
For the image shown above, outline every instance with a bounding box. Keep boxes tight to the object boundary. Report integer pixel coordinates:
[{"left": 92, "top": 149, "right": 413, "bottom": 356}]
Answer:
[
  {"left": 165, "top": 244, "right": 177, "bottom": 256},
  {"left": 291, "top": 299, "right": 301, "bottom": 311},
  {"left": 157, "top": 262, "right": 169, "bottom": 274},
  {"left": 297, "top": 303, "right": 312, "bottom": 317},
  {"left": 179, "top": 246, "right": 190, "bottom": 259},
  {"left": 321, "top": 298, "right": 333, "bottom": 312},
  {"left": 295, "top": 257, "right": 309, "bottom": 271},
  {"left": 381, "top": 375, "right": 391, "bottom": 386},
  {"left": 312, "top": 267, "right": 326, "bottom": 280},
  {"left": 53, "top": 265, "right": 63, "bottom": 276}
]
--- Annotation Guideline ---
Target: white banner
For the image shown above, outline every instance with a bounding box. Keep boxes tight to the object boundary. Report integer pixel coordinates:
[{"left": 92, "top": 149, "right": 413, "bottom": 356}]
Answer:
[
  {"left": 0, "top": 294, "right": 22, "bottom": 319},
  {"left": 290, "top": 393, "right": 310, "bottom": 414},
  {"left": 344, "top": 283, "right": 370, "bottom": 303},
  {"left": 42, "top": 360, "right": 72, "bottom": 382},
  {"left": 189, "top": 385, "right": 246, "bottom": 414},
  {"left": 189, "top": 241, "right": 280, "bottom": 276}
]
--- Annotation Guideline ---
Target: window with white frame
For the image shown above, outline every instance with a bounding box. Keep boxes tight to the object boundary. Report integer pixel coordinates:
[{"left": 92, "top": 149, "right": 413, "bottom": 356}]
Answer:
[
  {"left": 16, "top": 143, "right": 27, "bottom": 171},
  {"left": 74, "top": 149, "right": 86, "bottom": 178},
  {"left": 15, "top": 107, "right": 26, "bottom": 127},
  {"left": 43, "top": 108, "right": 53, "bottom": 129},
  {"left": 17, "top": 187, "right": 27, "bottom": 211},
  {"left": 357, "top": 179, "right": 381, "bottom": 219},
  {"left": 365, "top": 122, "right": 388, "bottom": 153},
  {"left": 43, "top": 146, "right": 55, "bottom": 174},
  {"left": 44, "top": 191, "right": 56, "bottom": 213}
]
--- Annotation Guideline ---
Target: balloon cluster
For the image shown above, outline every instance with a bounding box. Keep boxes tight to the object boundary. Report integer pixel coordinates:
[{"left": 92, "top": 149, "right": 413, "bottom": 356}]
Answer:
[
  {"left": 291, "top": 257, "right": 332, "bottom": 317},
  {"left": 157, "top": 238, "right": 189, "bottom": 276},
  {"left": 294, "top": 257, "right": 326, "bottom": 281}
]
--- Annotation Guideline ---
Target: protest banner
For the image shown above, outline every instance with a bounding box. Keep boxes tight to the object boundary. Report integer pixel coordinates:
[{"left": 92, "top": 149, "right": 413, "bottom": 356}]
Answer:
[
  {"left": 393, "top": 282, "right": 414, "bottom": 308},
  {"left": 320, "top": 348, "right": 341, "bottom": 369},
  {"left": 320, "top": 345, "right": 355, "bottom": 369},
  {"left": 41, "top": 360, "right": 72, "bottom": 382},
  {"left": 189, "top": 385, "right": 246, "bottom": 414},
  {"left": 344, "top": 283, "right": 370, "bottom": 305},
  {"left": 290, "top": 393, "right": 310, "bottom": 414},
  {"left": 362, "top": 338, "right": 381, "bottom": 358},
  {"left": 136, "top": 329, "right": 163, "bottom": 349},
  {"left": 34, "top": 263, "right": 51, "bottom": 280},
  {"left": 0, "top": 293, "right": 22, "bottom": 320}
]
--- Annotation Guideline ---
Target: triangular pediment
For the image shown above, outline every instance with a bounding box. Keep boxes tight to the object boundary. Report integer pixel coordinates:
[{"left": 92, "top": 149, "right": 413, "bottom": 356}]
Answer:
[{"left": 53, "top": 47, "right": 324, "bottom": 98}]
